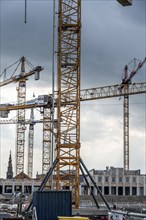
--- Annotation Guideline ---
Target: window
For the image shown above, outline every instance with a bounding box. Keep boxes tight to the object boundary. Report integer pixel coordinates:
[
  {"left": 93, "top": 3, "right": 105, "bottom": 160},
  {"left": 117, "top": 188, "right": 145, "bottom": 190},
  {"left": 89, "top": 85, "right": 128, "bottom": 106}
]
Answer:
[
  {"left": 140, "top": 187, "right": 144, "bottom": 196},
  {"left": 126, "top": 177, "right": 129, "bottom": 183},
  {"left": 98, "top": 176, "right": 102, "bottom": 182},
  {"left": 5, "top": 185, "right": 12, "bottom": 194},
  {"left": 104, "top": 187, "right": 109, "bottom": 195},
  {"left": 125, "top": 187, "right": 130, "bottom": 195},
  {"left": 133, "top": 177, "right": 136, "bottom": 183},
  {"left": 97, "top": 186, "right": 102, "bottom": 194},
  {"left": 132, "top": 187, "right": 137, "bottom": 195},
  {"left": 14, "top": 185, "right": 22, "bottom": 192},
  {"left": 118, "top": 187, "right": 123, "bottom": 195},
  {"left": 112, "top": 177, "right": 115, "bottom": 182},
  {"left": 111, "top": 187, "right": 116, "bottom": 195},
  {"left": 119, "top": 177, "right": 122, "bottom": 182},
  {"left": 0, "top": 185, "right": 2, "bottom": 194},
  {"left": 105, "top": 177, "right": 108, "bottom": 182}
]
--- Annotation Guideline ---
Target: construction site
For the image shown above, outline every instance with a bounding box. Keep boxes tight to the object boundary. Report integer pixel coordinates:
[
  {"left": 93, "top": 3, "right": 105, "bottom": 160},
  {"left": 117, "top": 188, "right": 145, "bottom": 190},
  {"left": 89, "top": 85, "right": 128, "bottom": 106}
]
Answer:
[{"left": 0, "top": 0, "right": 146, "bottom": 219}]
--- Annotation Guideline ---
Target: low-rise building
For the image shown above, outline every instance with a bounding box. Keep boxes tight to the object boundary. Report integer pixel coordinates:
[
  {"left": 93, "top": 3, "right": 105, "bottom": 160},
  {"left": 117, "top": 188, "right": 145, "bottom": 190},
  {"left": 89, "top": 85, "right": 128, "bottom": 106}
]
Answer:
[
  {"left": 81, "top": 166, "right": 146, "bottom": 196},
  {"left": 0, "top": 152, "right": 146, "bottom": 197}
]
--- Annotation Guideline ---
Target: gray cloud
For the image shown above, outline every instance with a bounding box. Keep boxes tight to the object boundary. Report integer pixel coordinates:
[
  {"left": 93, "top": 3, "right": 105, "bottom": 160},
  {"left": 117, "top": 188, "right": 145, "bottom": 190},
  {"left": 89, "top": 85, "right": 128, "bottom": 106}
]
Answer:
[{"left": 81, "top": 0, "right": 146, "bottom": 88}]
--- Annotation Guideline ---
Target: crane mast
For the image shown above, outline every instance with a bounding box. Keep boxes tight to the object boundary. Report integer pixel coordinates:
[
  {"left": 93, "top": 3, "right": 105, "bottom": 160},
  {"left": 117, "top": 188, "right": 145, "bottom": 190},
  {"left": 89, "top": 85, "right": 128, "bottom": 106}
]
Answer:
[
  {"left": 27, "top": 108, "right": 34, "bottom": 178},
  {"left": 123, "top": 66, "right": 129, "bottom": 171},
  {"left": 56, "top": 0, "right": 81, "bottom": 208},
  {"left": 42, "top": 107, "right": 52, "bottom": 174},
  {"left": 123, "top": 89, "right": 129, "bottom": 170},
  {"left": 16, "top": 57, "right": 26, "bottom": 175},
  {"left": 121, "top": 57, "right": 146, "bottom": 170}
]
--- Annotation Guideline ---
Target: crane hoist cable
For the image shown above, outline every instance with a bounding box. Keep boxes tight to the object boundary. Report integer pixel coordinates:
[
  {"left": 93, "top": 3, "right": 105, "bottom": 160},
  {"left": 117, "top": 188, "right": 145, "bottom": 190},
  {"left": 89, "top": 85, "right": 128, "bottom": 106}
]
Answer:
[
  {"left": 0, "top": 57, "right": 38, "bottom": 84},
  {"left": 0, "top": 59, "right": 21, "bottom": 78},
  {"left": 25, "top": 0, "right": 27, "bottom": 23}
]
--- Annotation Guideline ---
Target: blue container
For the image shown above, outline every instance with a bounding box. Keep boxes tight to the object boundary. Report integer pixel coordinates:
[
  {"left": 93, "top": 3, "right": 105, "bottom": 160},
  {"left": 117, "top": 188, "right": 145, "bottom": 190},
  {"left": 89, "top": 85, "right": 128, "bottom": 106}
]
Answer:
[{"left": 33, "top": 191, "right": 72, "bottom": 220}]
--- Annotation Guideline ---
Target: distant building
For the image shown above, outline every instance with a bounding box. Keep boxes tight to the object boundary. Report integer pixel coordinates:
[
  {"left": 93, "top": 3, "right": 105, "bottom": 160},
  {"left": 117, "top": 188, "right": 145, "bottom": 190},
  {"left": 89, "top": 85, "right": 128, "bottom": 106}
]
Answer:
[
  {"left": 0, "top": 153, "right": 43, "bottom": 194},
  {"left": 0, "top": 163, "right": 146, "bottom": 197},
  {"left": 81, "top": 166, "right": 146, "bottom": 196},
  {"left": 6, "top": 151, "right": 13, "bottom": 179}
]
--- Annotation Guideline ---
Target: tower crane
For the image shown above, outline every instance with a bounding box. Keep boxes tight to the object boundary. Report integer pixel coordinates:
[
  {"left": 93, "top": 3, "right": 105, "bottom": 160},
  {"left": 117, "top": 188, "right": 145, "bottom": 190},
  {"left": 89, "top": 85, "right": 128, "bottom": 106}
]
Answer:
[
  {"left": 120, "top": 57, "right": 146, "bottom": 87},
  {"left": 0, "top": 110, "right": 43, "bottom": 178},
  {"left": 1, "top": 82, "right": 146, "bottom": 171},
  {"left": 56, "top": 0, "right": 133, "bottom": 208},
  {"left": 119, "top": 57, "right": 146, "bottom": 170},
  {"left": 27, "top": 107, "right": 47, "bottom": 178},
  {"left": 0, "top": 56, "right": 43, "bottom": 175},
  {"left": 56, "top": 0, "right": 81, "bottom": 207},
  {"left": 16, "top": 57, "right": 27, "bottom": 175},
  {"left": 0, "top": 58, "right": 43, "bottom": 87},
  {"left": 0, "top": 104, "right": 53, "bottom": 178},
  {"left": 0, "top": 0, "right": 134, "bottom": 208}
]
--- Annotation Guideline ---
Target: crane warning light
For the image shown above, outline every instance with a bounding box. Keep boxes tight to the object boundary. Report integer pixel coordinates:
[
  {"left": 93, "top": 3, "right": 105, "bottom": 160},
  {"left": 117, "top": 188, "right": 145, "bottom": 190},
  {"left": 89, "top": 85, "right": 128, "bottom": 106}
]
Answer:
[{"left": 117, "top": 0, "right": 132, "bottom": 6}]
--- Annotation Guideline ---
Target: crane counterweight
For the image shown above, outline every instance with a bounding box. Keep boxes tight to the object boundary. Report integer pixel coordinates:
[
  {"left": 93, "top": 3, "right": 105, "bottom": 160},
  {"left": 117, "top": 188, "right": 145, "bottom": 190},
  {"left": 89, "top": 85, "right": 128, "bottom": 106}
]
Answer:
[{"left": 117, "top": 0, "right": 132, "bottom": 6}]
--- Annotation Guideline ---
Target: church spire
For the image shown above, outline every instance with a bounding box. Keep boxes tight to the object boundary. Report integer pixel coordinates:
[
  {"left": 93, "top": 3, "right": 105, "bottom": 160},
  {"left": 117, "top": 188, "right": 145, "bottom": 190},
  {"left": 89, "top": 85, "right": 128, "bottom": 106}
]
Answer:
[{"left": 6, "top": 151, "right": 13, "bottom": 179}]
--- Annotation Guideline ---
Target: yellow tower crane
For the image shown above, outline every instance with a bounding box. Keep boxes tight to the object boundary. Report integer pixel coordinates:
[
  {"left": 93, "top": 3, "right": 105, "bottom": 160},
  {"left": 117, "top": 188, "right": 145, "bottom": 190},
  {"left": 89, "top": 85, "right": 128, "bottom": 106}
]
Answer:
[
  {"left": 56, "top": 0, "right": 132, "bottom": 208},
  {"left": 56, "top": 0, "right": 81, "bottom": 207},
  {"left": 1, "top": 0, "right": 133, "bottom": 208}
]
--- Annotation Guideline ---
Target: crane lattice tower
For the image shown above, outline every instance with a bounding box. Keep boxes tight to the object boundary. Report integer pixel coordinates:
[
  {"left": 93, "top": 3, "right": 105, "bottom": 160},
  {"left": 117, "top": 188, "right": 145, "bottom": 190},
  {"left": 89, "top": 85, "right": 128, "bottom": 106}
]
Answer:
[
  {"left": 56, "top": 0, "right": 81, "bottom": 208},
  {"left": 16, "top": 57, "right": 26, "bottom": 175}
]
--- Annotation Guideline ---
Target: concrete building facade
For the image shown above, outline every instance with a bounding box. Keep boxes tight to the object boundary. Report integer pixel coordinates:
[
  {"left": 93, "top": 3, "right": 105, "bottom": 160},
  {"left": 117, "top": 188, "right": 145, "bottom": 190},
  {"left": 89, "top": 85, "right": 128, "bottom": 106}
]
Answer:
[
  {"left": 0, "top": 178, "right": 42, "bottom": 194},
  {"left": 0, "top": 165, "right": 146, "bottom": 197},
  {"left": 81, "top": 166, "right": 146, "bottom": 196}
]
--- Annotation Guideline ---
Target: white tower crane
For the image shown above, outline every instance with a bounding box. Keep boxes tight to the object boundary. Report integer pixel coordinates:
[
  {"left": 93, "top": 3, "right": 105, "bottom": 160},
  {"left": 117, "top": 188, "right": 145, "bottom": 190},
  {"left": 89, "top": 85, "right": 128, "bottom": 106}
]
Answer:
[
  {"left": 27, "top": 108, "right": 35, "bottom": 178},
  {"left": 0, "top": 57, "right": 43, "bottom": 175}
]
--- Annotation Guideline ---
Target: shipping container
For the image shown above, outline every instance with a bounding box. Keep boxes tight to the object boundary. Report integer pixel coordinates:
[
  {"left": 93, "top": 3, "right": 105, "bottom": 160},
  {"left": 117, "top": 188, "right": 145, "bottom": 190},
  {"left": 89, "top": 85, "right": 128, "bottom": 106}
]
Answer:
[
  {"left": 58, "top": 217, "right": 89, "bottom": 220},
  {"left": 33, "top": 191, "right": 72, "bottom": 220}
]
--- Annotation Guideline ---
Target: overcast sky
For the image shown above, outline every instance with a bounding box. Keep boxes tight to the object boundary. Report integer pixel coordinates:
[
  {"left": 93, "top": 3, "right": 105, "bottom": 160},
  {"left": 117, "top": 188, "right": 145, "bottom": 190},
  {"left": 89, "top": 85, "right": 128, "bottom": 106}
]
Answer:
[{"left": 0, "top": 0, "right": 146, "bottom": 178}]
